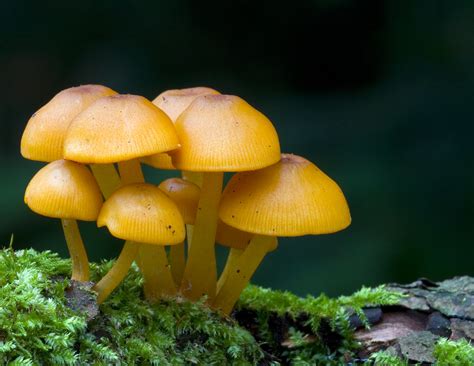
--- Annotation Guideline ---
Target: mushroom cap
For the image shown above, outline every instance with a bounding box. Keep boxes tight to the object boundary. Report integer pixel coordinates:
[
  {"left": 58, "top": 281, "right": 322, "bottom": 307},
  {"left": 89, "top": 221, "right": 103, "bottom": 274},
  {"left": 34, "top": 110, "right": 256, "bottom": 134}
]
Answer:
[
  {"left": 144, "top": 87, "right": 220, "bottom": 170},
  {"left": 158, "top": 178, "right": 200, "bottom": 225},
  {"left": 152, "top": 87, "right": 220, "bottom": 122},
  {"left": 216, "top": 220, "right": 278, "bottom": 251},
  {"left": 170, "top": 95, "right": 281, "bottom": 172},
  {"left": 97, "top": 183, "right": 185, "bottom": 245},
  {"left": 21, "top": 85, "right": 117, "bottom": 162},
  {"left": 64, "top": 94, "right": 180, "bottom": 164},
  {"left": 219, "top": 154, "right": 351, "bottom": 237},
  {"left": 141, "top": 152, "right": 176, "bottom": 170},
  {"left": 24, "top": 159, "right": 103, "bottom": 221}
]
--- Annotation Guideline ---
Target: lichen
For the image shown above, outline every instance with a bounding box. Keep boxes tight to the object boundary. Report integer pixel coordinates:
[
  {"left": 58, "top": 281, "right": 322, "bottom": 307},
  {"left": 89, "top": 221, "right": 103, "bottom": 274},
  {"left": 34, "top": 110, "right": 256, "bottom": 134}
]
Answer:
[{"left": 1, "top": 248, "right": 474, "bottom": 365}]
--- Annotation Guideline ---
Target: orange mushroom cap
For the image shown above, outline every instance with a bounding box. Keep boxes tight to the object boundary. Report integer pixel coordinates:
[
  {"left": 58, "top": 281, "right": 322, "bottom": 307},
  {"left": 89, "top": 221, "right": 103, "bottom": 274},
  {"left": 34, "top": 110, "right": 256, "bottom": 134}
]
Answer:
[
  {"left": 24, "top": 159, "right": 103, "bottom": 221},
  {"left": 143, "top": 87, "right": 220, "bottom": 170},
  {"left": 64, "top": 94, "right": 180, "bottom": 164},
  {"left": 21, "top": 85, "right": 117, "bottom": 162},
  {"left": 158, "top": 178, "right": 200, "bottom": 225},
  {"left": 97, "top": 183, "right": 185, "bottom": 245},
  {"left": 219, "top": 154, "right": 351, "bottom": 237},
  {"left": 153, "top": 87, "right": 220, "bottom": 122},
  {"left": 170, "top": 95, "right": 281, "bottom": 172}
]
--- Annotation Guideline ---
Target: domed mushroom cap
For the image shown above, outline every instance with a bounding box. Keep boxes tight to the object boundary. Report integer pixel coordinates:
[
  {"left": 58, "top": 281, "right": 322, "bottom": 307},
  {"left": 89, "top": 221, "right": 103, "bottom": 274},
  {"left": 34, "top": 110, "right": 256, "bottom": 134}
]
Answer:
[
  {"left": 219, "top": 154, "right": 351, "bottom": 237},
  {"left": 21, "top": 85, "right": 117, "bottom": 162},
  {"left": 64, "top": 94, "right": 180, "bottom": 164},
  {"left": 143, "top": 87, "right": 220, "bottom": 170},
  {"left": 216, "top": 220, "right": 278, "bottom": 251},
  {"left": 153, "top": 87, "right": 220, "bottom": 122},
  {"left": 158, "top": 178, "right": 200, "bottom": 225},
  {"left": 97, "top": 183, "right": 185, "bottom": 245},
  {"left": 24, "top": 159, "right": 103, "bottom": 221},
  {"left": 171, "top": 95, "right": 281, "bottom": 172}
]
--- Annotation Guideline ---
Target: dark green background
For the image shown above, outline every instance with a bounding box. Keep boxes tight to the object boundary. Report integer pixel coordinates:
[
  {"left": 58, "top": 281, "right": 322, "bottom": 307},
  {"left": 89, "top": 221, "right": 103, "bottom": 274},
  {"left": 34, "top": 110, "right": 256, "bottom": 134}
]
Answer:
[{"left": 1, "top": 1, "right": 473, "bottom": 296}]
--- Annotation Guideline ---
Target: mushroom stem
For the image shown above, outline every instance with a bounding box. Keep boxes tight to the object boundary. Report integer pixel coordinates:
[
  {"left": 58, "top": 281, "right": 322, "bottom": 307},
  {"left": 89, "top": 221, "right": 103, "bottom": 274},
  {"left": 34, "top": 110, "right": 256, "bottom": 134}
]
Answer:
[
  {"left": 117, "top": 158, "right": 176, "bottom": 301},
  {"left": 212, "top": 235, "right": 277, "bottom": 315},
  {"left": 90, "top": 164, "right": 121, "bottom": 199},
  {"left": 138, "top": 243, "right": 176, "bottom": 301},
  {"left": 217, "top": 248, "right": 243, "bottom": 293},
  {"left": 181, "top": 172, "right": 223, "bottom": 301},
  {"left": 61, "top": 219, "right": 90, "bottom": 282},
  {"left": 181, "top": 171, "right": 202, "bottom": 249},
  {"left": 117, "top": 159, "right": 145, "bottom": 185},
  {"left": 93, "top": 240, "right": 139, "bottom": 304},
  {"left": 169, "top": 242, "right": 186, "bottom": 286}
]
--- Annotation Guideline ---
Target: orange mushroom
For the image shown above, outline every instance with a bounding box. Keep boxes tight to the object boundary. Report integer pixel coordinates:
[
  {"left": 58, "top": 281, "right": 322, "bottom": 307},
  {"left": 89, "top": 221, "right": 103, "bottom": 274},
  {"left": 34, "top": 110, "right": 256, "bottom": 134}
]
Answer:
[
  {"left": 95, "top": 183, "right": 185, "bottom": 303},
  {"left": 24, "top": 160, "right": 103, "bottom": 282},
  {"left": 64, "top": 94, "right": 181, "bottom": 301},
  {"left": 171, "top": 95, "right": 281, "bottom": 301},
  {"left": 214, "top": 154, "right": 351, "bottom": 314}
]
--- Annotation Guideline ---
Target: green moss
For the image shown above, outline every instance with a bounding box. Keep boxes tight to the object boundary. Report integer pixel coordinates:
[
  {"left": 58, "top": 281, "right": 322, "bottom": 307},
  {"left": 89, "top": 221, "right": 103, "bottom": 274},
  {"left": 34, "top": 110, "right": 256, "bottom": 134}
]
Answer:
[{"left": 1, "top": 248, "right": 473, "bottom": 365}]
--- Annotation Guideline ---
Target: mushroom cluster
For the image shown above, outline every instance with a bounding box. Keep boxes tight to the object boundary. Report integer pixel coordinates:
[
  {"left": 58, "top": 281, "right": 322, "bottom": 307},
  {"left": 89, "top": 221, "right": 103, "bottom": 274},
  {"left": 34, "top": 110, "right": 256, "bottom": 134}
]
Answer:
[{"left": 21, "top": 85, "right": 351, "bottom": 314}]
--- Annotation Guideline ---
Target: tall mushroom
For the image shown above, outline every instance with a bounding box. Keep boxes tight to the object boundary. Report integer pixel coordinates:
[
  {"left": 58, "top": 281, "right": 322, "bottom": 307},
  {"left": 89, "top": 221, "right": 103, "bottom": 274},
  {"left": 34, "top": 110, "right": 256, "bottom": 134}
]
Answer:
[
  {"left": 171, "top": 95, "right": 281, "bottom": 301},
  {"left": 64, "top": 94, "right": 181, "bottom": 300},
  {"left": 158, "top": 178, "right": 200, "bottom": 285},
  {"left": 24, "top": 160, "right": 103, "bottom": 282},
  {"left": 213, "top": 154, "right": 351, "bottom": 314},
  {"left": 95, "top": 183, "right": 185, "bottom": 303}
]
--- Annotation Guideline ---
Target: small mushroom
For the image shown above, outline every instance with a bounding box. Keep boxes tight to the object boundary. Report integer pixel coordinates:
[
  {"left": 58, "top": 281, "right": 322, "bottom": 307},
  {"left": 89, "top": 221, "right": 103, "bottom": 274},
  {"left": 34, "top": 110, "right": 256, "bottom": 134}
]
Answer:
[
  {"left": 171, "top": 94, "right": 281, "bottom": 301},
  {"left": 24, "top": 160, "right": 103, "bottom": 282},
  {"left": 158, "top": 178, "right": 200, "bottom": 285},
  {"left": 213, "top": 154, "right": 351, "bottom": 314},
  {"left": 95, "top": 183, "right": 185, "bottom": 303}
]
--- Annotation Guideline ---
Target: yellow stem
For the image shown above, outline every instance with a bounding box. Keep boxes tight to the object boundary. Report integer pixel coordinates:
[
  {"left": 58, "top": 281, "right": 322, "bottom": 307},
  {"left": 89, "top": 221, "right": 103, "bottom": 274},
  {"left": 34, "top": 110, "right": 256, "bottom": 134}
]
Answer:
[
  {"left": 61, "top": 219, "right": 89, "bottom": 282},
  {"left": 138, "top": 244, "right": 176, "bottom": 301},
  {"left": 90, "top": 164, "right": 121, "bottom": 199},
  {"left": 181, "top": 171, "right": 202, "bottom": 249},
  {"left": 180, "top": 172, "right": 223, "bottom": 301},
  {"left": 169, "top": 242, "right": 185, "bottom": 286},
  {"left": 117, "top": 159, "right": 145, "bottom": 185},
  {"left": 217, "top": 248, "right": 243, "bottom": 293},
  {"left": 212, "top": 235, "right": 277, "bottom": 315},
  {"left": 93, "top": 241, "right": 139, "bottom": 304}
]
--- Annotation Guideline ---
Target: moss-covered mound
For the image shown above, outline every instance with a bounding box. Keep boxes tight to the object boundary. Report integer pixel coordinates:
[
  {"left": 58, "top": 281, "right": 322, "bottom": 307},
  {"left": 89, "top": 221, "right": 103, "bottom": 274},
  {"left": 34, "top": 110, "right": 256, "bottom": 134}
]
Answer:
[{"left": 1, "top": 248, "right": 473, "bottom": 365}]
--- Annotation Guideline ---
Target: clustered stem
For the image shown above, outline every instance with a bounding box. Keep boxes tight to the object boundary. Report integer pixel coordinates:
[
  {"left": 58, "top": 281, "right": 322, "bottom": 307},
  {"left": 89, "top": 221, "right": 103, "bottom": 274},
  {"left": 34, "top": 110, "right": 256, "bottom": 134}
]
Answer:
[
  {"left": 61, "top": 218, "right": 90, "bottom": 282},
  {"left": 213, "top": 235, "right": 277, "bottom": 315},
  {"left": 180, "top": 172, "right": 223, "bottom": 301}
]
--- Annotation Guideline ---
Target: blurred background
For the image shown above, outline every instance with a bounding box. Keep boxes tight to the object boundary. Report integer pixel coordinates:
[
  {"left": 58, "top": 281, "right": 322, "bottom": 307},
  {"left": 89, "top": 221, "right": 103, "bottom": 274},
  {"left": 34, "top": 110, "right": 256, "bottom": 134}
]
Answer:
[{"left": 1, "top": 0, "right": 473, "bottom": 296}]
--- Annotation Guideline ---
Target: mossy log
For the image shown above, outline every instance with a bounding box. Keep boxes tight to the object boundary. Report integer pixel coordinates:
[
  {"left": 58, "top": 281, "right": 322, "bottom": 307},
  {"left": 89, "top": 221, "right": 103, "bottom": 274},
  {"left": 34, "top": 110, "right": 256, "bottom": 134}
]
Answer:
[{"left": 1, "top": 248, "right": 473, "bottom": 365}]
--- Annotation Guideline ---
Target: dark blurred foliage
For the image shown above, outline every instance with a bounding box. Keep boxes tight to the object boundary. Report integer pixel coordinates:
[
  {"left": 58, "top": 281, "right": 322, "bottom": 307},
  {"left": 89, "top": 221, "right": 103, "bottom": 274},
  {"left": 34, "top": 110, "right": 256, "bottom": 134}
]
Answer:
[{"left": 0, "top": 0, "right": 473, "bottom": 296}]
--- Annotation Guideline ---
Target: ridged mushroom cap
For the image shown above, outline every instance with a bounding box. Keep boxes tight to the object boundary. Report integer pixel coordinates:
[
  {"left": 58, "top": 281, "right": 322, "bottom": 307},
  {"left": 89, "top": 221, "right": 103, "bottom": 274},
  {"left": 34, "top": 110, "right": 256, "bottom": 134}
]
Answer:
[
  {"left": 170, "top": 95, "right": 281, "bottom": 172},
  {"left": 219, "top": 154, "right": 351, "bottom": 237},
  {"left": 64, "top": 94, "right": 180, "bottom": 164},
  {"left": 97, "top": 183, "right": 185, "bottom": 245},
  {"left": 216, "top": 220, "right": 278, "bottom": 251},
  {"left": 21, "top": 85, "right": 117, "bottom": 162},
  {"left": 24, "top": 159, "right": 103, "bottom": 221},
  {"left": 153, "top": 87, "right": 220, "bottom": 122},
  {"left": 143, "top": 87, "right": 220, "bottom": 170},
  {"left": 158, "top": 178, "right": 200, "bottom": 225}
]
